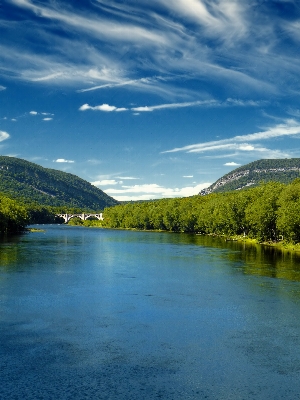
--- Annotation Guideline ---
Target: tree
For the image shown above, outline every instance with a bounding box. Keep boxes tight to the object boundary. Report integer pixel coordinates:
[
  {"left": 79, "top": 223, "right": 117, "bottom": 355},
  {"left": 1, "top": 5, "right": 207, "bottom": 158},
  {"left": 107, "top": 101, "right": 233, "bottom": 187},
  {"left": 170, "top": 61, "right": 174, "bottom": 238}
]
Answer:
[
  {"left": 277, "top": 180, "right": 300, "bottom": 242},
  {"left": 245, "top": 182, "right": 284, "bottom": 241}
]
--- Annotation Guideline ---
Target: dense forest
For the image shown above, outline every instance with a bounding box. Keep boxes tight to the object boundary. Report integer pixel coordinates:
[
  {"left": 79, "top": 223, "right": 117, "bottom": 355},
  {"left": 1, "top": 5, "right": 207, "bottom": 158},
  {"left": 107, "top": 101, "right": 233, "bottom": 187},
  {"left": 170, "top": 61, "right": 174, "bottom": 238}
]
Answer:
[
  {"left": 0, "top": 156, "right": 118, "bottom": 209},
  {"left": 101, "top": 180, "right": 300, "bottom": 244}
]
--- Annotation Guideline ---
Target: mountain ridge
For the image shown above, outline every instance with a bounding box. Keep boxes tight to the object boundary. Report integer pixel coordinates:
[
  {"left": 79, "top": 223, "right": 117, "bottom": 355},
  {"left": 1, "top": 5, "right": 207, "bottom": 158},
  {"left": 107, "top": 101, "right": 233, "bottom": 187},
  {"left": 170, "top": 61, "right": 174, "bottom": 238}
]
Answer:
[
  {"left": 0, "top": 156, "right": 118, "bottom": 210},
  {"left": 200, "top": 158, "right": 300, "bottom": 195}
]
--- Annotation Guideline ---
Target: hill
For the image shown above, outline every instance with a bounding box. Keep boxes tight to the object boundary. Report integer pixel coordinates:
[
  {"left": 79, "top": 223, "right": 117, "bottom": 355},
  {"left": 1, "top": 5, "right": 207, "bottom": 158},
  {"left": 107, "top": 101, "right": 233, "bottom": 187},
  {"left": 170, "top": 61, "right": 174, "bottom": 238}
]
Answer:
[
  {"left": 200, "top": 158, "right": 300, "bottom": 195},
  {"left": 0, "top": 156, "right": 118, "bottom": 210}
]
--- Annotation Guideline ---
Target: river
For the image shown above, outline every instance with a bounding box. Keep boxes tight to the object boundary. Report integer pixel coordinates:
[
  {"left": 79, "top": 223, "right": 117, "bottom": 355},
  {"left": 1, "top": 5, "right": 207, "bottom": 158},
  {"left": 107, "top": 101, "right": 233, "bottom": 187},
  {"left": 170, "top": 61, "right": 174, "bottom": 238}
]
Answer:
[{"left": 1, "top": 225, "right": 300, "bottom": 399}]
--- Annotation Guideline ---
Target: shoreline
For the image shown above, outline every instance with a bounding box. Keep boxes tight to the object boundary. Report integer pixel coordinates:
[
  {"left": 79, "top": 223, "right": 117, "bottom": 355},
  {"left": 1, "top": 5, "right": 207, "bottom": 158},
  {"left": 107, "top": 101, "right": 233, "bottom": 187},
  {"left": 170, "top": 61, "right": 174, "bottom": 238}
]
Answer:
[{"left": 63, "top": 222, "right": 300, "bottom": 254}]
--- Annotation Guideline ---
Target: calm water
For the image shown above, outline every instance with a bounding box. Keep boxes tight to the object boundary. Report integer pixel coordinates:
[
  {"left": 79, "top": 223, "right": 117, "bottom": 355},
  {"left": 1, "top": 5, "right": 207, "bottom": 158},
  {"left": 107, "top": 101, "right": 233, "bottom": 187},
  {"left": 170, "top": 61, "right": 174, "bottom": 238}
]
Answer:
[{"left": 1, "top": 226, "right": 300, "bottom": 399}]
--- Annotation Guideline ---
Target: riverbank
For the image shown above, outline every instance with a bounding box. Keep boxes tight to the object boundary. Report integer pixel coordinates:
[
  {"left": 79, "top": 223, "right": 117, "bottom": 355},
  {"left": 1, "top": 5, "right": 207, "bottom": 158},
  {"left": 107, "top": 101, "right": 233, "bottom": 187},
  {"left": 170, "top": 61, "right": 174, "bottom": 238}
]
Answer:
[{"left": 224, "top": 234, "right": 300, "bottom": 253}]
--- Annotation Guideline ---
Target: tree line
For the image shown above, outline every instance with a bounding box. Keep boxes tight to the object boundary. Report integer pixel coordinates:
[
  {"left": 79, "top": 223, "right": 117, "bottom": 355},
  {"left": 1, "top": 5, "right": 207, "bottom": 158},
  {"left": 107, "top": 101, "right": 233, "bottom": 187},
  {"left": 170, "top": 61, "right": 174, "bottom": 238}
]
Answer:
[
  {"left": 2, "top": 179, "right": 300, "bottom": 244},
  {"left": 101, "top": 180, "right": 300, "bottom": 243}
]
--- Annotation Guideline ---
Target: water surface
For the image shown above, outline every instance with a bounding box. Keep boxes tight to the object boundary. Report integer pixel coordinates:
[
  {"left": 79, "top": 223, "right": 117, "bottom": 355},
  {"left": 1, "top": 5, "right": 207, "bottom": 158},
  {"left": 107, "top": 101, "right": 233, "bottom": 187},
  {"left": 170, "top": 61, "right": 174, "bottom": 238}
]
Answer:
[{"left": 1, "top": 226, "right": 300, "bottom": 399}]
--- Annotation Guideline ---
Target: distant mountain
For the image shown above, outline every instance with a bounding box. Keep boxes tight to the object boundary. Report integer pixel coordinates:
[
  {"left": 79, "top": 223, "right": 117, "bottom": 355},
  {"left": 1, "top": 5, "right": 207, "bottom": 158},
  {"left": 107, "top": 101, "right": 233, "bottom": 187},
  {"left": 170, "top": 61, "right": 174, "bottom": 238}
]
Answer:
[
  {"left": 0, "top": 156, "right": 118, "bottom": 210},
  {"left": 200, "top": 158, "right": 300, "bottom": 195}
]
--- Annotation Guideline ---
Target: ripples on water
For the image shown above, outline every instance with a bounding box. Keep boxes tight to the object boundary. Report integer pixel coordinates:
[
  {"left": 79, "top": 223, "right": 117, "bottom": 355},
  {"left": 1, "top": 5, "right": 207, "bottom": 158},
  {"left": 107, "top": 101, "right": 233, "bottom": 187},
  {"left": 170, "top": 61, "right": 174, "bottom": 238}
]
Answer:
[{"left": 1, "top": 226, "right": 300, "bottom": 399}]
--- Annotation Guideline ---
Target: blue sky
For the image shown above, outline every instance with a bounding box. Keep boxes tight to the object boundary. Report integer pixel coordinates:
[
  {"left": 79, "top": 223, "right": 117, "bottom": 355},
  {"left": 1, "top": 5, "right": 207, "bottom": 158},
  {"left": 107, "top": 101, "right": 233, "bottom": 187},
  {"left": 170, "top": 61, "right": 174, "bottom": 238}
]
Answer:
[{"left": 1, "top": 0, "right": 300, "bottom": 201}]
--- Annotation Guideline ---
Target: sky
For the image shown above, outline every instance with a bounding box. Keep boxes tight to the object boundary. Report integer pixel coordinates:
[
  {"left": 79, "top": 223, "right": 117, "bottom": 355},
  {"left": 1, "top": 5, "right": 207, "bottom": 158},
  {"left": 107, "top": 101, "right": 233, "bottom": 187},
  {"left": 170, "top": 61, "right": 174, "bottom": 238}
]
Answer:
[{"left": 1, "top": 0, "right": 300, "bottom": 201}]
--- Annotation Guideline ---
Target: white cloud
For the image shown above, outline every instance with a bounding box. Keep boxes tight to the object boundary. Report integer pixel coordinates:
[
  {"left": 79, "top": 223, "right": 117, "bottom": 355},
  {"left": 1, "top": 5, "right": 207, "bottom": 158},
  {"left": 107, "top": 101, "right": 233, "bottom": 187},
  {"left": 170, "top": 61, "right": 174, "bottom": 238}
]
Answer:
[
  {"left": 0, "top": 85, "right": 6, "bottom": 91},
  {"left": 79, "top": 103, "right": 127, "bottom": 112},
  {"left": 0, "top": 131, "right": 10, "bottom": 142},
  {"left": 224, "top": 162, "right": 240, "bottom": 166},
  {"left": 79, "top": 104, "right": 90, "bottom": 111},
  {"left": 104, "top": 182, "right": 211, "bottom": 201},
  {"left": 43, "top": 117, "right": 53, "bottom": 121},
  {"left": 30, "top": 111, "right": 38, "bottom": 115},
  {"left": 95, "top": 104, "right": 117, "bottom": 112},
  {"left": 116, "top": 176, "right": 139, "bottom": 180},
  {"left": 54, "top": 158, "right": 75, "bottom": 163},
  {"left": 92, "top": 179, "right": 120, "bottom": 186},
  {"left": 183, "top": 175, "right": 193, "bottom": 178}
]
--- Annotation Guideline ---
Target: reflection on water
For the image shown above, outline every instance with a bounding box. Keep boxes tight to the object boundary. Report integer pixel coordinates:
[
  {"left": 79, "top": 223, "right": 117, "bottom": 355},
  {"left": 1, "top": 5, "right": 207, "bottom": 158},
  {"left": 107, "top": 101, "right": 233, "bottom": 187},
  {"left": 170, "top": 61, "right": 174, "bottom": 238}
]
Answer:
[
  {"left": 178, "top": 233, "right": 300, "bottom": 283},
  {"left": 2, "top": 228, "right": 300, "bottom": 282},
  {"left": 1, "top": 226, "right": 300, "bottom": 399}
]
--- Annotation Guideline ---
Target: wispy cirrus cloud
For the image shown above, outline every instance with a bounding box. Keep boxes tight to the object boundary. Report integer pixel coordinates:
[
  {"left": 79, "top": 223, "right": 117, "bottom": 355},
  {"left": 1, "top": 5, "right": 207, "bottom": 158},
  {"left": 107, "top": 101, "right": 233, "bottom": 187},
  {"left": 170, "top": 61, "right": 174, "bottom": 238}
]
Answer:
[
  {"left": 163, "top": 119, "right": 300, "bottom": 157},
  {"left": 32, "top": 72, "right": 64, "bottom": 82},
  {"left": 10, "top": 0, "right": 167, "bottom": 46},
  {"left": 156, "top": 0, "right": 248, "bottom": 42},
  {"left": 87, "top": 159, "right": 102, "bottom": 165},
  {"left": 0, "top": 85, "right": 6, "bottom": 91},
  {"left": 78, "top": 77, "right": 155, "bottom": 93},
  {"left": 132, "top": 100, "right": 216, "bottom": 112},
  {"left": 79, "top": 98, "right": 262, "bottom": 114},
  {"left": 5, "top": 0, "right": 299, "bottom": 98}
]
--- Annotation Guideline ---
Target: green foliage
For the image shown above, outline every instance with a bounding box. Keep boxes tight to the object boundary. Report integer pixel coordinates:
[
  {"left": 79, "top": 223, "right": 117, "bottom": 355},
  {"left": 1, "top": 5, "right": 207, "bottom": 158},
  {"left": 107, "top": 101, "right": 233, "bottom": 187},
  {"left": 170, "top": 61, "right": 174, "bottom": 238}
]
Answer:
[
  {"left": 68, "top": 217, "right": 84, "bottom": 226},
  {"left": 245, "top": 182, "right": 284, "bottom": 241},
  {"left": 102, "top": 180, "right": 300, "bottom": 244},
  {"left": 0, "top": 156, "right": 118, "bottom": 210},
  {"left": 277, "top": 180, "right": 300, "bottom": 242},
  {"left": 0, "top": 194, "right": 29, "bottom": 233},
  {"left": 27, "top": 205, "right": 62, "bottom": 224}
]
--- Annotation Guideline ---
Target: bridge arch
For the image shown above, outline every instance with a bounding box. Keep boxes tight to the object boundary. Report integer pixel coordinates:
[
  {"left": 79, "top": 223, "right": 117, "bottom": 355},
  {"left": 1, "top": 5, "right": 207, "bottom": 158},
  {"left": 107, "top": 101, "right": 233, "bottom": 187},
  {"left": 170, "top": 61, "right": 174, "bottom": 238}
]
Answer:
[{"left": 56, "top": 213, "right": 104, "bottom": 223}]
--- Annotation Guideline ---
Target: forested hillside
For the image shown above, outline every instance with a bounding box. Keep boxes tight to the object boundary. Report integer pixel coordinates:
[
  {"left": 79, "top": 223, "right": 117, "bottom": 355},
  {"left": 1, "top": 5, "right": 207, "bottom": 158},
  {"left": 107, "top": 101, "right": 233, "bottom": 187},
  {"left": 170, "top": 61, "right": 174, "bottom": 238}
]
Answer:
[
  {"left": 102, "top": 180, "right": 300, "bottom": 244},
  {"left": 200, "top": 158, "right": 300, "bottom": 194},
  {"left": 0, "top": 156, "right": 118, "bottom": 210}
]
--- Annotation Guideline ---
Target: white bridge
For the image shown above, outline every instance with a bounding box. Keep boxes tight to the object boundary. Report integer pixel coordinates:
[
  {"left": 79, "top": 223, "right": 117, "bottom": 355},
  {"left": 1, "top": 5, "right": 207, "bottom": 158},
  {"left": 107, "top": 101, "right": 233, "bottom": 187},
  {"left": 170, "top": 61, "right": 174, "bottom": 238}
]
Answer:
[{"left": 56, "top": 213, "right": 104, "bottom": 223}]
